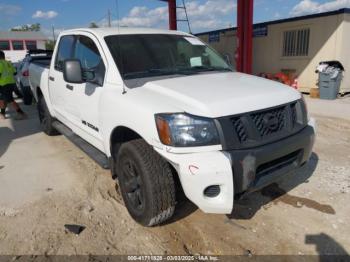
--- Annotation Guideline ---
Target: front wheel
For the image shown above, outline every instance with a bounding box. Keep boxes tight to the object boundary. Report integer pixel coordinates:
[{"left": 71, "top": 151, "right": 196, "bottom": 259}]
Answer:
[
  {"left": 116, "top": 139, "right": 176, "bottom": 226},
  {"left": 37, "top": 95, "right": 58, "bottom": 136}
]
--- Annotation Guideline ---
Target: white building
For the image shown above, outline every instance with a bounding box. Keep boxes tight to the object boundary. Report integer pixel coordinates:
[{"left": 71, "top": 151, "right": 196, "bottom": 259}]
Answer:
[{"left": 0, "top": 31, "right": 48, "bottom": 63}]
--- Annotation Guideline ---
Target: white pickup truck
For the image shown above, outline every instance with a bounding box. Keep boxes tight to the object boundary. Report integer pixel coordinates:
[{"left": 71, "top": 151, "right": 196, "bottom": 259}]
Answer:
[{"left": 29, "top": 28, "right": 316, "bottom": 226}]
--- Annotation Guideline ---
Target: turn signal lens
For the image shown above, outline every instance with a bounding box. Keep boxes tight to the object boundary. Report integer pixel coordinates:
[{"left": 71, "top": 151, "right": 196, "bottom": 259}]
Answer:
[{"left": 156, "top": 116, "right": 172, "bottom": 145}]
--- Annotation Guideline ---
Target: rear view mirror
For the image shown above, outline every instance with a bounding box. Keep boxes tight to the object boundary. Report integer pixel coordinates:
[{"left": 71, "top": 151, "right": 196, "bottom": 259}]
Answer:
[{"left": 63, "top": 59, "right": 84, "bottom": 84}]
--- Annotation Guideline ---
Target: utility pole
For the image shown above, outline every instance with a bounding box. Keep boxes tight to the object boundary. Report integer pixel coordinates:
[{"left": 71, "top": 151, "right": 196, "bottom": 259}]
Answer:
[
  {"left": 52, "top": 25, "right": 56, "bottom": 42},
  {"left": 108, "top": 9, "right": 112, "bottom": 27}
]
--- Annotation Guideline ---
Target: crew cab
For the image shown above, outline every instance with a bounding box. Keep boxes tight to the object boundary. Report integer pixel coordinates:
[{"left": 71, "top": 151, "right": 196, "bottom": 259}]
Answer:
[{"left": 29, "top": 28, "right": 316, "bottom": 226}]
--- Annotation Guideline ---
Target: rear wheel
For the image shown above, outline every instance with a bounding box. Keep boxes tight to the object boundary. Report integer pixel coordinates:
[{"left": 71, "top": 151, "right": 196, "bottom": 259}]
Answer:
[
  {"left": 116, "top": 139, "right": 176, "bottom": 226},
  {"left": 37, "top": 95, "right": 58, "bottom": 136},
  {"left": 13, "top": 84, "right": 23, "bottom": 98}
]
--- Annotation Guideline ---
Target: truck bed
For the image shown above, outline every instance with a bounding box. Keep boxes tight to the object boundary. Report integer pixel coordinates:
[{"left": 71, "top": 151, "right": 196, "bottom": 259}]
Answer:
[
  {"left": 31, "top": 58, "right": 51, "bottom": 68},
  {"left": 29, "top": 59, "right": 51, "bottom": 101}
]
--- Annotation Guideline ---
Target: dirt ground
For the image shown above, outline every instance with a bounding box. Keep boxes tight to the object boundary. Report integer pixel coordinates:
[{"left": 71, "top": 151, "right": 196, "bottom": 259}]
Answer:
[{"left": 0, "top": 96, "right": 349, "bottom": 256}]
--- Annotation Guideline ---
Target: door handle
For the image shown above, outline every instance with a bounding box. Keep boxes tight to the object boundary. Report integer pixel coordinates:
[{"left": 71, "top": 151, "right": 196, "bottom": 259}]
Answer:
[
  {"left": 49, "top": 76, "right": 55, "bottom": 81},
  {"left": 66, "top": 84, "right": 74, "bottom": 91}
]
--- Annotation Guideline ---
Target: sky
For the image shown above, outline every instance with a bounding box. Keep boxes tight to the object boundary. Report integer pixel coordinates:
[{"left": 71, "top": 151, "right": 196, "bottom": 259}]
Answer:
[{"left": 1, "top": 0, "right": 350, "bottom": 37}]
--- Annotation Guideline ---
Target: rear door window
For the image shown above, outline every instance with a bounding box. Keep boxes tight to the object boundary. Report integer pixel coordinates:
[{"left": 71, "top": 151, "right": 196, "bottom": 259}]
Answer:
[{"left": 54, "top": 35, "right": 75, "bottom": 71}]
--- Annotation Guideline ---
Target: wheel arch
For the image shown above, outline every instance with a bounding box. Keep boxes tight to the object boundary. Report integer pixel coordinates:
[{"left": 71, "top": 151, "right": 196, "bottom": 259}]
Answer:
[
  {"left": 109, "top": 126, "right": 143, "bottom": 159},
  {"left": 35, "top": 86, "right": 56, "bottom": 118},
  {"left": 108, "top": 125, "right": 183, "bottom": 207},
  {"left": 34, "top": 86, "right": 42, "bottom": 101},
  {"left": 109, "top": 126, "right": 143, "bottom": 179},
  {"left": 36, "top": 86, "right": 42, "bottom": 95}
]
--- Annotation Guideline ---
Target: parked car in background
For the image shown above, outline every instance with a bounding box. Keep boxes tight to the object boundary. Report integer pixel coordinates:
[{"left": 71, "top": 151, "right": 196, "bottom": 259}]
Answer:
[{"left": 16, "top": 50, "right": 52, "bottom": 105}]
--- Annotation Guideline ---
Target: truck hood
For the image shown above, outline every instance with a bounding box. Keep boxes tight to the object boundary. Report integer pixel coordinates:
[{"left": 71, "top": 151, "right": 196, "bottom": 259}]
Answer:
[{"left": 142, "top": 72, "right": 301, "bottom": 118}]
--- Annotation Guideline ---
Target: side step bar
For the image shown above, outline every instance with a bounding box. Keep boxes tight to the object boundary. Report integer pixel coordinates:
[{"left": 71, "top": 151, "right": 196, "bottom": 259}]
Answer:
[{"left": 52, "top": 121, "right": 110, "bottom": 169}]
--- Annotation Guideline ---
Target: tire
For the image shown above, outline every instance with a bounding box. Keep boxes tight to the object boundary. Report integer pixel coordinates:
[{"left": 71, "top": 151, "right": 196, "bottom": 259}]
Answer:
[
  {"left": 21, "top": 84, "right": 33, "bottom": 105},
  {"left": 116, "top": 139, "right": 176, "bottom": 226},
  {"left": 13, "top": 84, "right": 23, "bottom": 98},
  {"left": 37, "top": 95, "right": 58, "bottom": 136}
]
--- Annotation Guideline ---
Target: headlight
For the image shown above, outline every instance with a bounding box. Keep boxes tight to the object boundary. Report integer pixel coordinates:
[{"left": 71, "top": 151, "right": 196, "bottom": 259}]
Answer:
[{"left": 155, "top": 113, "right": 220, "bottom": 147}]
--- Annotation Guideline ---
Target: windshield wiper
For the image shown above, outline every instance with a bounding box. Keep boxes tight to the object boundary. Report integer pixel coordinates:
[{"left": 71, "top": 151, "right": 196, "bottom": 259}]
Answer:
[
  {"left": 123, "top": 67, "right": 232, "bottom": 79},
  {"left": 190, "top": 66, "right": 232, "bottom": 72},
  {"left": 124, "top": 68, "right": 186, "bottom": 79}
]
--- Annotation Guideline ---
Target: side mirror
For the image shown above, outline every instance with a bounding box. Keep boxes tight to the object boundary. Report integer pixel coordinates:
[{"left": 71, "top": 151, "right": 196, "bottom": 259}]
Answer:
[
  {"left": 84, "top": 62, "right": 105, "bottom": 87},
  {"left": 63, "top": 59, "right": 84, "bottom": 84},
  {"left": 83, "top": 70, "right": 95, "bottom": 82}
]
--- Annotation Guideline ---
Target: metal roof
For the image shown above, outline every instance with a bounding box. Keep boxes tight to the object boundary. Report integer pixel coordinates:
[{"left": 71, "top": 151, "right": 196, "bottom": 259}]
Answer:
[
  {"left": 0, "top": 31, "right": 48, "bottom": 40},
  {"left": 196, "top": 8, "right": 350, "bottom": 36}
]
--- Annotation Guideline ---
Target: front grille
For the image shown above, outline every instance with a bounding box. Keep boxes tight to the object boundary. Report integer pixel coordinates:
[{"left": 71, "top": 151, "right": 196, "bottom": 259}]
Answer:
[
  {"left": 220, "top": 101, "right": 305, "bottom": 149},
  {"left": 290, "top": 103, "right": 297, "bottom": 128},
  {"left": 231, "top": 118, "right": 248, "bottom": 143},
  {"left": 251, "top": 106, "right": 287, "bottom": 137}
]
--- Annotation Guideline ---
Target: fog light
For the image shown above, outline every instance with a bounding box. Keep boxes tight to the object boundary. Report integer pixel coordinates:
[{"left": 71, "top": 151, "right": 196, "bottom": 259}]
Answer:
[{"left": 204, "top": 185, "right": 220, "bottom": 198}]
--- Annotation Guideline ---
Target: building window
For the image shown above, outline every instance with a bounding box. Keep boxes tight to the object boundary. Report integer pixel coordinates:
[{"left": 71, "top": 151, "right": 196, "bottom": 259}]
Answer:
[
  {"left": 12, "top": 40, "right": 24, "bottom": 50},
  {"left": 0, "top": 40, "right": 10, "bottom": 50},
  {"left": 25, "top": 41, "right": 37, "bottom": 50},
  {"left": 282, "top": 28, "right": 310, "bottom": 57}
]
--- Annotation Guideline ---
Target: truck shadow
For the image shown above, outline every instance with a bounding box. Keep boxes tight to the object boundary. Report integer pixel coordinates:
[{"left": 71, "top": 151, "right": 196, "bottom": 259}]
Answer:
[
  {"left": 169, "top": 200, "right": 198, "bottom": 224},
  {"left": 228, "top": 152, "right": 323, "bottom": 219}
]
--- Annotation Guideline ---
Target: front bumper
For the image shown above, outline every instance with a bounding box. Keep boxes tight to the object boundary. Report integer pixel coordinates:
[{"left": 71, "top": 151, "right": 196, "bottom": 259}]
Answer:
[
  {"left": 156, "top": 119, "right": 316, "bottom": 214},
  {"left": 230, "top": 123, "right": 315, "bottom": 194}
]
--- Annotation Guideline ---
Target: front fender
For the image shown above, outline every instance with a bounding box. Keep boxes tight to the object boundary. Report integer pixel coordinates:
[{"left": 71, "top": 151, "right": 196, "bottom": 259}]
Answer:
[{"left": 100, "top": 86, "right": 164, "bottom": 157}]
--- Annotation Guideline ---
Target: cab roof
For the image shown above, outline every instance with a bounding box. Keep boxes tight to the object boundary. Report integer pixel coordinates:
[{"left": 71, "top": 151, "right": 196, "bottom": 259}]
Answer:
[{"left": 61, "top": 27, "right": 192, "bottom": 38}]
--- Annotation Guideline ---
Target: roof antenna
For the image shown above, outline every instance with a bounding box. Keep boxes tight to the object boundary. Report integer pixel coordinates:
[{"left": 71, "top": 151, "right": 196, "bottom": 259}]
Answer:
[{"left": 116, "top": 0, "right": 127, "bottom": 94}]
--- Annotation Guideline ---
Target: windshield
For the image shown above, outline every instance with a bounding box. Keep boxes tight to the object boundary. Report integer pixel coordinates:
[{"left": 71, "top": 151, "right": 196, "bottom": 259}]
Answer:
[{"left": 105, "top": 34, "right": 233, "bottom": 81}]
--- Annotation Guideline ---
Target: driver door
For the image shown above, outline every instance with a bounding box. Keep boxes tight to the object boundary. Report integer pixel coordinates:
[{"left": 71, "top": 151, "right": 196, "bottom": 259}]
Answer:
[{"left": 49, "top": 35, "right": 76, "bottom": 124}]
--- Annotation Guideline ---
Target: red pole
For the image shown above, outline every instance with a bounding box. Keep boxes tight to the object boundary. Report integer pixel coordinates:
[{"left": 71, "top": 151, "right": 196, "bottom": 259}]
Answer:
[
  {"left": 168, "top": 0, "right": 177, "bottom": 30},
  {"left": 236, "top": 0, "right": 253, "bottom": 74},
  {"left": 236, "top": 0, "right": 243, "bottom": 73}
]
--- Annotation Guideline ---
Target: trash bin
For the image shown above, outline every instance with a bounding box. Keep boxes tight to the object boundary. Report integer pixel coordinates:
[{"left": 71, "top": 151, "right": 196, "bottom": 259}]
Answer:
[{"left": 316, "top": 61, "right": 345, "bottom": 100}]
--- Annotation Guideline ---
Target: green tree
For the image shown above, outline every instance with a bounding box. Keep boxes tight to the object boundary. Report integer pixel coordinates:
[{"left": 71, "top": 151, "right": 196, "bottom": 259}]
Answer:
[
  {"left": 11, "top": 23, "right": 41, "bottom": 32},
  {"left": 30, "top": 23, "right": 41, "bottom": 31},
  {"left": 89, "top": 22, "right": 99, "bottom": 28},
  {"left": 45, "top": 40, "right": 56, "bottom": 50}
]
